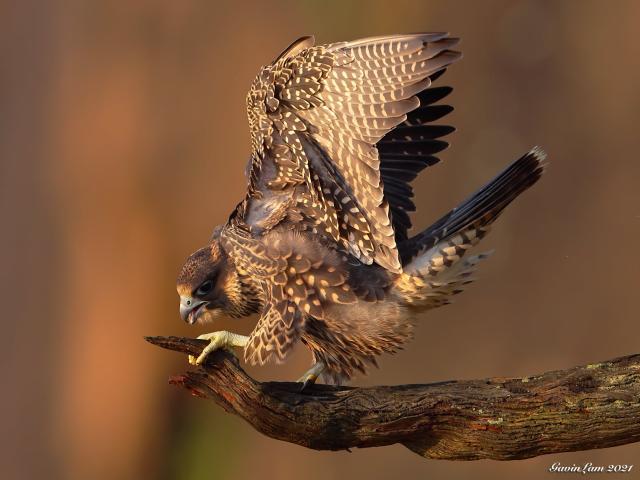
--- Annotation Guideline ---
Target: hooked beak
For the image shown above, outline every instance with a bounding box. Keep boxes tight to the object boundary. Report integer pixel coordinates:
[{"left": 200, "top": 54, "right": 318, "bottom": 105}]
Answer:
[{"left": 180, "top": 297, "right": 208, "bottom": 325}]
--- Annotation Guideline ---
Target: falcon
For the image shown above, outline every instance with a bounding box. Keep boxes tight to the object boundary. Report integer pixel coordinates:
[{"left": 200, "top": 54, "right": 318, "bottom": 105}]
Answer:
[{"left": 176, "top": 33, "right": 546, "bottom": 387}]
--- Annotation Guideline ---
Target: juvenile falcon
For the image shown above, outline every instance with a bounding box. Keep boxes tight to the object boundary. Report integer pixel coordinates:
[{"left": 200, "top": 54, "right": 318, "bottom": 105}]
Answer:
[{"left": 176, "top": 33, "right": 546, "bottom": 387}]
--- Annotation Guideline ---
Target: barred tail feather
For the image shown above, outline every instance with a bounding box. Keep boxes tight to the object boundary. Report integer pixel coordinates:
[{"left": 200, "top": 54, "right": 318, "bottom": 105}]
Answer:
[{"left": 396, "top": 247, "right": 492, "bottom": 307}]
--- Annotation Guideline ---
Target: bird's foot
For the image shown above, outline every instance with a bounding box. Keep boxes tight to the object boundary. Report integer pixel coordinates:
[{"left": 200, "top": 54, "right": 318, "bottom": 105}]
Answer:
[
  {"left": 297, "top": 362, "right": 326, "bottom": 391},
  {"left": 188, "top": 331, "right": 249, "bottom": 366}
]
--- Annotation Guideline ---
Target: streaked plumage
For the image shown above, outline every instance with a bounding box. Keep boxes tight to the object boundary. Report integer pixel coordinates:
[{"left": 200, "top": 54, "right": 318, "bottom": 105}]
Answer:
[{"left": 176, "top": 33, "right": 546, "bottom": 384}]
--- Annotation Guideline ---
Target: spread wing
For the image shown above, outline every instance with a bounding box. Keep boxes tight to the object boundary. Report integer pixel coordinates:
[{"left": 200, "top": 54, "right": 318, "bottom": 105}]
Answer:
[{"left": 239, "top": 33, "right": 461, "bottom": 273}]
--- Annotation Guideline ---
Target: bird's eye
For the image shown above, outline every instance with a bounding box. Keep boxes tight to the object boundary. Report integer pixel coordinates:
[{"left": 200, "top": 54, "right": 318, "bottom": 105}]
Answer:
[{"left": 196, "top": 280, "right": 214, "bottom": 296}]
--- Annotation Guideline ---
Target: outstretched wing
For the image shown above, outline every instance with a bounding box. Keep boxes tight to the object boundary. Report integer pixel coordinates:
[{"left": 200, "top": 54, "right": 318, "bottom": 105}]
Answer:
[{"left": 240, "top": 33, "right": 461, "bottom": 273}]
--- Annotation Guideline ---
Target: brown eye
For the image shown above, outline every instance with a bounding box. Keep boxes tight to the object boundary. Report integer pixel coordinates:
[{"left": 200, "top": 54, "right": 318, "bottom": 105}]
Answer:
[{"left": 196, "top": 280, "right": 213, "bottom": 296}]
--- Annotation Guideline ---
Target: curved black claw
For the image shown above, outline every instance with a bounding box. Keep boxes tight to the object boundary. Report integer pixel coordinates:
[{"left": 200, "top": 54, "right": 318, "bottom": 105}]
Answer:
[{"left": 299, "top": 375, "right": 318, "bottom": 392}]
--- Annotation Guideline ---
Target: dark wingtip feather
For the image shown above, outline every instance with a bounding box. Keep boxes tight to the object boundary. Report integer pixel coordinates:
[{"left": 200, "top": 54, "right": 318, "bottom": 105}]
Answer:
[
  {"left": 379, "top": 66, "right": 457, "bottom": 242},
  {"left": 417, "top": 86, "right": 453, "bottom": 105},
  {"left": 427, "top": 68, "right": 447, "bottom": 83}
]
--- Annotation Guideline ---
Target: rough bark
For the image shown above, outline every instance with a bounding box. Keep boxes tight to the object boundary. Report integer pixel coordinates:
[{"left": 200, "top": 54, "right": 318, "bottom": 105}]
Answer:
[{"left": 146, "top": 336, "right": 640, "bottom": 460}]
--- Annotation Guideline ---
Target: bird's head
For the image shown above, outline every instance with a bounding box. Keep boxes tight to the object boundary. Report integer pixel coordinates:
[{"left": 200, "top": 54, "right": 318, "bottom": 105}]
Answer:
[{"left": 176, "top": 240, "right": 261, "bottom": 325}]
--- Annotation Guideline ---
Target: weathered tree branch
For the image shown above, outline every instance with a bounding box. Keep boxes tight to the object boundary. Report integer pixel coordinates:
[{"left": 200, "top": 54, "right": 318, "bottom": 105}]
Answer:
[{"left": 146, "top": 336, "right": 640, "bottom": 460}]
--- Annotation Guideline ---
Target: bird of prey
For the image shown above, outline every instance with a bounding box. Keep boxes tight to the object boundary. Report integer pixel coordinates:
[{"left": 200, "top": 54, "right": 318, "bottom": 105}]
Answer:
[{"left": 176, "top": 33, "right": 545, "bottom": 387}]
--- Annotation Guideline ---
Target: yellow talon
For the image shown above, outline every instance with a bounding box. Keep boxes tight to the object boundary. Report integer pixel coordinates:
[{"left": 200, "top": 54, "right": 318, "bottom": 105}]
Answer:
[{"left": 188, "top": 331, "right": 249, "bottom": 366}]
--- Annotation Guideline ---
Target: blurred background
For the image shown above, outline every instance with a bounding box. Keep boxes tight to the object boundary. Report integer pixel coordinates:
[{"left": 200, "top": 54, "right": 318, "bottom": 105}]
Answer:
[{"left": 2, "top": 0, "right": 639, "bottom": 479}]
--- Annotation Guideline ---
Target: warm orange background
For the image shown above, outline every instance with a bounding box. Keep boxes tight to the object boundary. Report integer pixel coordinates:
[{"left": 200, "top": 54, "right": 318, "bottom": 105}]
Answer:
[{"left": 3, "top": 1, "right": 639, "bottom": 479}]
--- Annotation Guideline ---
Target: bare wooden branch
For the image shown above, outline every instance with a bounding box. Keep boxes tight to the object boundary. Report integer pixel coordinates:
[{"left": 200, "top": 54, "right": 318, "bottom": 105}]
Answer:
[{"left": 145, "top": 336, "right": 640, "bottom": 460}]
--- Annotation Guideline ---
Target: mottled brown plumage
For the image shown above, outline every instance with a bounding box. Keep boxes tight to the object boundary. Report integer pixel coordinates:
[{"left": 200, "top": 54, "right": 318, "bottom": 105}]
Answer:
[{"left": 176, "top": 33, "right": 546, "bottom": 384}]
